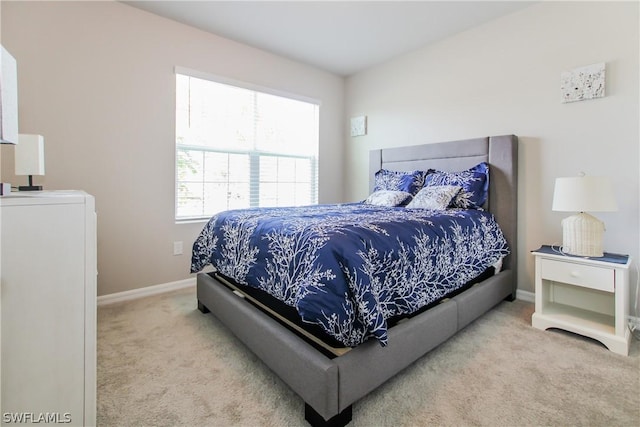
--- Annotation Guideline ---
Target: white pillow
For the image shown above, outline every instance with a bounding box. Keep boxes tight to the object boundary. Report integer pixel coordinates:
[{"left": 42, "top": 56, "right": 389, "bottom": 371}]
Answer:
[
  {"left": 406, "top": 185, "right": 461, "bottom": 210},
  {"left": 364, "top": 190, "right": 412, "bottom": 207}
]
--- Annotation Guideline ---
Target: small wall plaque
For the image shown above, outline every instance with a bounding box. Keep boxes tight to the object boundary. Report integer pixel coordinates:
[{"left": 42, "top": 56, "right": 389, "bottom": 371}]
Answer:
[
  {"left": 561, "top": 62, "right": 605, "bottom": 103},
  {"left": 350, "top": 116, "right": 367, "bottom": 137}
]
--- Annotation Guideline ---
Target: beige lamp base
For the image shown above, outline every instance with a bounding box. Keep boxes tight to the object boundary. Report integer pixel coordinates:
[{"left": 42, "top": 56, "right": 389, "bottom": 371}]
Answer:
[{"left": 561, "top": 212, "right": 605, "bottom": 257}]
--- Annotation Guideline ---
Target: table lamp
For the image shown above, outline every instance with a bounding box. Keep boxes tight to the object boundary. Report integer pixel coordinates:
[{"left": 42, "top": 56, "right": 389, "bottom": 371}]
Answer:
[
  {"left": 552, "top": 174, "right": 617, "bottom": 257},
  {"left": 15, "top": 134, "right": 45, "bottom": 191}
]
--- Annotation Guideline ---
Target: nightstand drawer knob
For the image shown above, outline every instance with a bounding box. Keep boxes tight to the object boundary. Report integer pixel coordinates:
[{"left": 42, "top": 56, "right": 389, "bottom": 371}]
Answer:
[{"left": 570, "top": 271, "right": 580, "bottom": 278}]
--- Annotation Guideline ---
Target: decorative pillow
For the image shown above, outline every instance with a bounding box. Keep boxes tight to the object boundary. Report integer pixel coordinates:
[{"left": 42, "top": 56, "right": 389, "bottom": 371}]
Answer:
[
  {"left": 373, "top": 169, "right": 426, "bottom": 196},
  {"left": 364, "top": 190, "right": 413, "bottom": 207},
  {"left": 406, "top": 185, "right": 461, "bottom": 210},
  {"left": 423, "top": 162, "right": 489, "bottom": 209}
]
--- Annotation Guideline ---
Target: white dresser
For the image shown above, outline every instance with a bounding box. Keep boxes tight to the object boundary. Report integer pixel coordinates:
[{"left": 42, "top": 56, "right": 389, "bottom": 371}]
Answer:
[{"left": 0, "top": 191, "right": 96, "bottom": 426}]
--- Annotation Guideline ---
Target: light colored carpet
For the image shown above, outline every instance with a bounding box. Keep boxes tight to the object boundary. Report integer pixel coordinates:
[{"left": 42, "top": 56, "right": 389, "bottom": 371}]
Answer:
[{"left": 98, "top": 286, "right": 640, "bottom": 426}]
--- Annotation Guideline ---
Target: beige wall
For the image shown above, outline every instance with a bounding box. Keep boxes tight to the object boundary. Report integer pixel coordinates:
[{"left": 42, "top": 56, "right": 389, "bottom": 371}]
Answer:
[
  {"left": 345, "top": 1, "right": 639, "bottom": 294},
  {"left": 1, "top": 1, "right": 345, "bottom": 296},
  {"left": 2, "top": 1, "right": 639, "bottom": 300}
]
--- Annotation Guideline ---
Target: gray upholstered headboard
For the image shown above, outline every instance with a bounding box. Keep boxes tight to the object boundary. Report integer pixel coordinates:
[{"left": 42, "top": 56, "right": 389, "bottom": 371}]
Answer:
[{"left": 369, "top": 135, "right": 518, "bottom": 295}]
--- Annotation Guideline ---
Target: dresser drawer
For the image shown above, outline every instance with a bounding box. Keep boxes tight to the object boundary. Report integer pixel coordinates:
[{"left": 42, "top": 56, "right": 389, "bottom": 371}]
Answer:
[{"left": 540, "top": 258, "right": 614, "bottom": 292}]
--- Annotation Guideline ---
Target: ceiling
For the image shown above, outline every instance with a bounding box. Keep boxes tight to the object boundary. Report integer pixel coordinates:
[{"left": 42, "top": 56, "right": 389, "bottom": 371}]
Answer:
[{"left": 124, "top": 1, "right": 534, "bottom": 76}]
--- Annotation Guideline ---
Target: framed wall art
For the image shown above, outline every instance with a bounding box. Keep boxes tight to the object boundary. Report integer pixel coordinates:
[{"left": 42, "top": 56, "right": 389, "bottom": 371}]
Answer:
[{"left": 560, "top": 62, "right": 605, "bottom": 103}]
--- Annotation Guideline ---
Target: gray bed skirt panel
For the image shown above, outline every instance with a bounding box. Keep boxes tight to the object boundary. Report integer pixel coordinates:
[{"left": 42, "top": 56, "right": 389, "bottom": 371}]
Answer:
[
  {"left": 452, "top": 270, "right": 513, "bottom": 330},
  {"left": 197, "top": 269, "right": 512, "bottom": 421},
  {"left": 197, "top": 273, "right": 341, "bottom": 419},
  {"left": 335, "top": 300, "right": 457, "bottom": 412}
]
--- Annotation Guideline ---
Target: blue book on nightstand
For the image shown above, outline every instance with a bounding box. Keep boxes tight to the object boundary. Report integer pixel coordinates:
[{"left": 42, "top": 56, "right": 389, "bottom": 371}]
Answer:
[{"left": 533, "top": 245, "right": 629, "bottom": 264}]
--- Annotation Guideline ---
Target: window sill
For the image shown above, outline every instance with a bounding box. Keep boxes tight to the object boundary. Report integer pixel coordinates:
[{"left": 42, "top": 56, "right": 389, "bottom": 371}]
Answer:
[{"left": 175, "top": 218, "right": 210, "bottom": 225}]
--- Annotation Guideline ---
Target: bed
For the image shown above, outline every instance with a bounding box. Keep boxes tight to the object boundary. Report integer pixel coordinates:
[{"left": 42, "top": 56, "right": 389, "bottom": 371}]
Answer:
[{"left": 194, "top": 134, "right": 518, "bottom": 426}]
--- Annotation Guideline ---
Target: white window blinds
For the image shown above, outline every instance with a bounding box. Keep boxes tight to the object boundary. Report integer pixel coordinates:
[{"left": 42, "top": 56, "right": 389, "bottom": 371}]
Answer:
[{"left": 175, "top": 70, "right": 319, "bottom": 220}]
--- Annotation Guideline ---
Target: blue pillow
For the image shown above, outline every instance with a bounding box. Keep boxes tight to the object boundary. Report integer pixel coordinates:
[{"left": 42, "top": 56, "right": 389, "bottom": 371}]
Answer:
[
  {"left": 423, "top": 162, "right": 489, "bottom": 209},
  {"left": 373, "top": 169, "right": 426, "bottom": 196}
]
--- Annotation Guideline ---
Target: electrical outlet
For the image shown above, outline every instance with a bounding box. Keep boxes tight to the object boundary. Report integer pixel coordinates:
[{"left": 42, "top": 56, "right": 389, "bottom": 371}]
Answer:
[{"left": 173, "top": 241, "right": 183, "bottom": 256}]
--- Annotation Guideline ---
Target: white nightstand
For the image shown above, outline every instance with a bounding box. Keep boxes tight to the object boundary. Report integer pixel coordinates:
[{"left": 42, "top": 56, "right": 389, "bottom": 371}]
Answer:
[{"left": 531, "top": 246, "right": 631, "bottom": 356}]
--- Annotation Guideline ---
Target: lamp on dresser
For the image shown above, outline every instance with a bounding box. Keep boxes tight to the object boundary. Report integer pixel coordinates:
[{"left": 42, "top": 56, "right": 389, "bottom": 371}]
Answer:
[
  {"left": 552, "top": 174, "right": 617, "bottom": 257},
  {"left": 15, "top": 134, "right": 45, "bottom": 191}
]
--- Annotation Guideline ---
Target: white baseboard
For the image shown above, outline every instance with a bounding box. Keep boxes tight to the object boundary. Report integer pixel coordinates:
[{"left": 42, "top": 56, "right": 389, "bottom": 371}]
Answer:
[
  {"left": 516, "top": 289, "right": 535, "bottom": 303},
  {"left": 97, "top": 277, "right": 196, "bottom": 306}
]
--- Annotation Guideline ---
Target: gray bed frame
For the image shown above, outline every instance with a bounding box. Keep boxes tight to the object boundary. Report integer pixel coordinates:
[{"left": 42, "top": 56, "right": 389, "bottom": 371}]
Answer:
[{"left": 197, "top": 134, "right": 518, "bottom": 426}]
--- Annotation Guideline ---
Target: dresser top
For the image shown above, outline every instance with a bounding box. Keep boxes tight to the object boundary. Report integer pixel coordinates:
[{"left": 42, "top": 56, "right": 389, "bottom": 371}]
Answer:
[{"left": 0, "top": 190, "right": 93, "bottom": 206}]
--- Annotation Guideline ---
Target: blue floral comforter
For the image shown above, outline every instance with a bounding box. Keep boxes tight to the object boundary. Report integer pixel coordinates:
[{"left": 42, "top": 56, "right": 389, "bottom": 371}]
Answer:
[{"left": 191, "top": 203, "right": 509, "bottom": 347}]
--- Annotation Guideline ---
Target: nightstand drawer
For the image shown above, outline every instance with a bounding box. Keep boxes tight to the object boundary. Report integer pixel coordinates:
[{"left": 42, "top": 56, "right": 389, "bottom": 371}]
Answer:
[{"left": 540, "top": 258, "right": 614, "bottom": 292}]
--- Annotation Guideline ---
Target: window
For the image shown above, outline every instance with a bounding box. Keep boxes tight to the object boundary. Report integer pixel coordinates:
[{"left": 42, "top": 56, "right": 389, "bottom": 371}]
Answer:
[{"left": 175, "top": 69, "right": 319, "bottom": 221}]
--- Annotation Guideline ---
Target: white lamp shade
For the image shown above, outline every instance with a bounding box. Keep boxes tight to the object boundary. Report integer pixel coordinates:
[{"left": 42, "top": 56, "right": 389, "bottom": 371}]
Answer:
[
  {"left": 552, "top": 176, "right": 617, "bottom": 213},
  {"left": 15, "top": 134, "right": 45, "bottom": 176},
  {"left": 0, "top": 45, "right": 19, "bottom": 144}
]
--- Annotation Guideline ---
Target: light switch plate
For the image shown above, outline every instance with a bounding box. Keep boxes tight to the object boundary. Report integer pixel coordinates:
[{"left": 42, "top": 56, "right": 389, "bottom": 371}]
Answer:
[{"left": 350, "top": 116, "right": 367, "bottom": 137}]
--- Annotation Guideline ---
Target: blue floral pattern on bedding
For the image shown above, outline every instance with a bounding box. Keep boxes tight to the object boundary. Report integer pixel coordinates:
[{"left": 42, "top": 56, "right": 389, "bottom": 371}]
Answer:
[
  {"left": 373, "top": 169, "right": 426, "bottom": 195},
  {"left": 191, "top": 203, "right": 509, "bottom": 347},
  {"left": 424, "top": 162, "right": 489, "bottom": 209}
]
